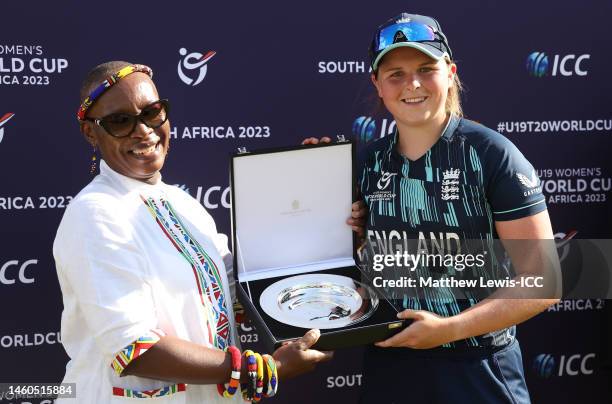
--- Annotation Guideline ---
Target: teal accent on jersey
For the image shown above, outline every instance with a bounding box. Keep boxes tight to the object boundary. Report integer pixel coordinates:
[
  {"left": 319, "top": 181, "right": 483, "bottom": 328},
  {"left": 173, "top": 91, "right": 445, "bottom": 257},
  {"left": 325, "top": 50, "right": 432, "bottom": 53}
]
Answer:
[
  {"left": 494, "top": 199, "right": 546, "bottom": 214},
  {"left": 443, "top": 201, "right": 459, "bottom": 227},
  {"left": 400, "top": 177, "right": 428, "bottom": 227},
  {"left": 425, "top": 150, "right": 433, "bottom": 182},
  {"left": 373, "top": 150, "right": 381, "bottom": 172},
  {"left": 358, "top": 115, "right": 547, "bottom": 348}
]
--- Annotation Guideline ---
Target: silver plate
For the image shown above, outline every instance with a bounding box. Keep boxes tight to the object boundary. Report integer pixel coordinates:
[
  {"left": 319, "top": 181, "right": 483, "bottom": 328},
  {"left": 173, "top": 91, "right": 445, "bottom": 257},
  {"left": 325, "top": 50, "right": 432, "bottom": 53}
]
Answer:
[{"left": 259, "top": 274, "right": 379, "bottom": 329}]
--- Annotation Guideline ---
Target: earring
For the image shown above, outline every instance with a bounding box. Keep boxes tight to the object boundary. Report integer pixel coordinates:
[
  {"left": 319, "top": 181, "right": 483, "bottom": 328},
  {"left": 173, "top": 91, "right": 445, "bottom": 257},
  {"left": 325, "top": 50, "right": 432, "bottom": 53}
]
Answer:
[{"left": 90, "top": 146, "right": 98, "bottom": 174}]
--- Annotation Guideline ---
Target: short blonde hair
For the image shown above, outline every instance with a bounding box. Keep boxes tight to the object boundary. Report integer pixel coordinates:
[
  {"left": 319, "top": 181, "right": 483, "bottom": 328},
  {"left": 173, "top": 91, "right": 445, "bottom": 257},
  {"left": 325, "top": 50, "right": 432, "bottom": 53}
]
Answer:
[{"left": 446, "top": 59, "right": 464, "bottom": 117}]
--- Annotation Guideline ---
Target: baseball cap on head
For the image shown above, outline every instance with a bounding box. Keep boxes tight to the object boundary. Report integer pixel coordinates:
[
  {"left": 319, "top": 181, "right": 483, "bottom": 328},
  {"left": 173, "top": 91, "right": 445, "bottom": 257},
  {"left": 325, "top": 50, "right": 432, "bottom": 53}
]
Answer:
[{"left": 369, "top": 13, "right": 453, "bottom": 71}]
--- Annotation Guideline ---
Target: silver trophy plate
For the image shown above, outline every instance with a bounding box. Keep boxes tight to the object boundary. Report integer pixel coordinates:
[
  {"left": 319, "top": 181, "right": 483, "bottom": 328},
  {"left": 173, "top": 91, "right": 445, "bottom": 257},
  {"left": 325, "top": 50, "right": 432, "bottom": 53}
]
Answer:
[{"left": 259, "top": 274, "right": 379, "bottom": 329}]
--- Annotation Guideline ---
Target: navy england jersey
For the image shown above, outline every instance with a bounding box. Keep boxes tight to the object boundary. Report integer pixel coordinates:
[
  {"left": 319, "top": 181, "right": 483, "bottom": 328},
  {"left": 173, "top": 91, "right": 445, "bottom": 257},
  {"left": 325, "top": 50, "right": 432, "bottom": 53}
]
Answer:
[{"left": 358, "top": 115, "right": 547, "bottom": 347}]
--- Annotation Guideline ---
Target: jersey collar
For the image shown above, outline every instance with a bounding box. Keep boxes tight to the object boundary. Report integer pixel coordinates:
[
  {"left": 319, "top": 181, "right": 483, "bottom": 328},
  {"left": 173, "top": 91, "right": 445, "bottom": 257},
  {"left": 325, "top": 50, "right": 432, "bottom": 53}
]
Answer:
[{"left": 388, "top": 114, "right": 461, "bottom": 163}]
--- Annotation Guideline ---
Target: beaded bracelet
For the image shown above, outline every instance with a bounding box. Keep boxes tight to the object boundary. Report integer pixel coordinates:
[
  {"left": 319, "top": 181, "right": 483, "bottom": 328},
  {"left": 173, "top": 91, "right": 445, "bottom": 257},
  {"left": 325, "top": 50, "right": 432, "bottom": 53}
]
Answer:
[
  {"left": 262, "top": 354, "right": 278, "bottom": 398},
  {"left": 253, "top": 353, "right": 264, "bottom": 402},
  {"left": 241, "top": 350, "right": 257, "bottom": 402},
  {"left": 233, "top": 301, "right": 246, "bottom": 324},
  {"left": 216, "top": 346, "right": 242, "bottom": 398}
]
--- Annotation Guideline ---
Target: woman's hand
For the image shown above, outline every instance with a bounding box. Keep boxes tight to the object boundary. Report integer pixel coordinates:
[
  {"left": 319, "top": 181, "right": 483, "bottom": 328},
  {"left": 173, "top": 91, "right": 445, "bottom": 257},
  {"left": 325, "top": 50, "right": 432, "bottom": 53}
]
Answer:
[
  {"left": 347, "top": 200, "right": 367, "bottom": 238},
  {"left": 301, "top": 137, "right": 332, "bottom": 145},
  {"left": 375, "top": 310, "right": 458, "bottom": 349},
  {"left": 272, "top": 329, "right": 333, "bottom": 379}
]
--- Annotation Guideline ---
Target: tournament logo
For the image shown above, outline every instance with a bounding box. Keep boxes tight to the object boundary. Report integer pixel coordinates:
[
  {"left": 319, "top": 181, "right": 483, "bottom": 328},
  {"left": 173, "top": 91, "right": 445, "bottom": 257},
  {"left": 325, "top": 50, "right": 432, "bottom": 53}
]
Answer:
[
  {"left": 352, "top": 116, "right": 376, "bottom": 144},
  {"left": 178, "top": 48, "right": 216, "bottom": 86},
  {"left": 377, "top": 170, "right": 397, "bottom": 190},
  {"left": 0, "top": 112, "right": 15, "bottom": 144},
  {"left": 538, "top": 167, "right": 609, "bottom": 204},
  {"left": 0, "top": 44, "right": 69, "bottom": 86},
  {"left": 441, "top": 168, "right": 460, "bottom": 200},
  {"left": 368, "top": 170, "right": 397, "bottom": 202}
]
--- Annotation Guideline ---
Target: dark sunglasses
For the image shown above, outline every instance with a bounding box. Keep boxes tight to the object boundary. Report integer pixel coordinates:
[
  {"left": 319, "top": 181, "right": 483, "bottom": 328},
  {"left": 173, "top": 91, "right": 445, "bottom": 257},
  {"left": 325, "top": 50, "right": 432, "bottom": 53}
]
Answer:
[{"left": 84, "top": 99, "right": 170, "bottom": 138}]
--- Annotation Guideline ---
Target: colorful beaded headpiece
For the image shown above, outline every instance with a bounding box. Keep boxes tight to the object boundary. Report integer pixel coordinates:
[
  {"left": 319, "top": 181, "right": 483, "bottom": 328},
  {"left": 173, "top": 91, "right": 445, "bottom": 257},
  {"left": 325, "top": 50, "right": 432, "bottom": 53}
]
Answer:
[{"left": 76, "top": 64, "right": 153, "bottom": 121}]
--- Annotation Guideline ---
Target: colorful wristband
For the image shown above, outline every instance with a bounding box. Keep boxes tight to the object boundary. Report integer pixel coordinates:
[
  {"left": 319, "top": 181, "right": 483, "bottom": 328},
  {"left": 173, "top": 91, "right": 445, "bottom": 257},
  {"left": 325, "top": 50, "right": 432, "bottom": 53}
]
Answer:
[
  {"left": 241, "top": 350, "right": 257, "bottom": 402},
  {"left": 234, "top": 301, "right": 246, "bottom": 324},
  {"left": 253, "top": 353, "right": 264, "bottom": 402},
  {"left": 262, "top": 354, "right": 278, "bottom": 398},
  {"left": 217, "top": 346, "right": 242, "bottom": 398}
]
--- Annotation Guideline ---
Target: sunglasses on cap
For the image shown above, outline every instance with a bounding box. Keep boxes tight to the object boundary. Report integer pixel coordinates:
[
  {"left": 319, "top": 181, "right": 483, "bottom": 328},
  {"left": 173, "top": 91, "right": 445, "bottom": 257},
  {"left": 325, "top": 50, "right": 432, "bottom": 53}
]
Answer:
[
  {"left": 83, "top": 99, "right": 170, "bottom": 138},
  {"left": 374, "top": 21, "right": 450, "bottom": 55}
]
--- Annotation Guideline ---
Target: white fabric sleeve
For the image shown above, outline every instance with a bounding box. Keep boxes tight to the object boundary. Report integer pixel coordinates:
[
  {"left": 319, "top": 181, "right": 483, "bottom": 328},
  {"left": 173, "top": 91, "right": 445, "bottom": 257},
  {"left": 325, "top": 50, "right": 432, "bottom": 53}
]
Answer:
[{"left": 54, "top": 196, "right": 159, "bottom": 360}]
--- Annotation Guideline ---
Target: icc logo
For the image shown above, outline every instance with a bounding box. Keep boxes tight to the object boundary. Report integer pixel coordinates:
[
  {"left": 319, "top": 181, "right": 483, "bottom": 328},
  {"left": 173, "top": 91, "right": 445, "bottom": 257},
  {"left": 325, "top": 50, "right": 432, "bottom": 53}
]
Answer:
[
  {"left": 352, "top": 116, "right": 376, "bottom": 143},
  {"left": 352, "top": 116, "right": 395, "bottom": 143},
  {"left": 533, "top": 353, "right": 595, "bottom": 377},
  {"left": 533, "top": 354, "right": 556, "bottom": 378},
  {"left": 178, "top": 48, "right": 216, "bottom": 86},
  {"left": 0, "top": 112, "right": 15, "bottom": 144},
  {"left": 0, "top": 259, "right": 37, "bottom": 285},
  {"left": 174, "top": 184, "right": 230, "bottom": 209},
  {"left": 526, "top": 52, "right": 590, "bottom": 77}
]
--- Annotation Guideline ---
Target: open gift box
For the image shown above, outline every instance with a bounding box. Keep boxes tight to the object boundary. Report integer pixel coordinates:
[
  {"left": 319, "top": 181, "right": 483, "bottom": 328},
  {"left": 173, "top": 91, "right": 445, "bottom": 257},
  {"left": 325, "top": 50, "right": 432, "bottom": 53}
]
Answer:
[{"left": 230, "top": 141, "right": 404, "bottom": 351}]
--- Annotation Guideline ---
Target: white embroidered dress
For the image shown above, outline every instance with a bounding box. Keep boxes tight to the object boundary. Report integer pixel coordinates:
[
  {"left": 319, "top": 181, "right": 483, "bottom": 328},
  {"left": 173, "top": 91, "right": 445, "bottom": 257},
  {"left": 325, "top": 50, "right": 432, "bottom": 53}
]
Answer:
[{"left": 54, "top": 160, "right": 240, "bottom": 403}]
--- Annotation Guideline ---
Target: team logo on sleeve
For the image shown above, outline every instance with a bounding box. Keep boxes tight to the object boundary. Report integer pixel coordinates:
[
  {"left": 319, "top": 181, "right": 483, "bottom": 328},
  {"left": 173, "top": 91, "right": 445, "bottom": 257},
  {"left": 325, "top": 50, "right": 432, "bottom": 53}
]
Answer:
[
  {"left": 517, "top": 170, "right": 542, "bottom": 196},
  {"left": 441, "top": 168, "right": 460, "bottom": 200}
]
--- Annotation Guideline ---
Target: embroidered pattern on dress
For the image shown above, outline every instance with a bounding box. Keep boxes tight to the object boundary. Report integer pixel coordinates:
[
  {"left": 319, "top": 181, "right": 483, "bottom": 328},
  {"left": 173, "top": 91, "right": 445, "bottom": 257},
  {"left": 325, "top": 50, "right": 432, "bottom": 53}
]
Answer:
[
  {"left": 141, "top": 195, "right": 230, "bottom": 350},
  {"left": 111, "top": 329, "right": 166, "bottom": 376},
  {"left": 112, "top": 383, "right": 186, "bottom": 398}
]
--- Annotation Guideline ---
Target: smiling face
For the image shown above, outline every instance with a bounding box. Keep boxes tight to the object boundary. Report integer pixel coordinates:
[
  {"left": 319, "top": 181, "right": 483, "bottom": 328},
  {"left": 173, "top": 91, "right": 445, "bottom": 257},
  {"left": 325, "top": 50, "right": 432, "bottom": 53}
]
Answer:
[
  {"left": 80, "top": 73, "right": 170, "bottom": 183},
  {"left": 371, "top": 46, "right": 456, "bottom": 130}
]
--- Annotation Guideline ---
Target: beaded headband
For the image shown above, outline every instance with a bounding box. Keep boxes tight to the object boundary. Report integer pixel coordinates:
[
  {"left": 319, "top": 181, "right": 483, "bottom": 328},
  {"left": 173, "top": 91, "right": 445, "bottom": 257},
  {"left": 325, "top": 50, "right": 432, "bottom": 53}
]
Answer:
[{"left": 76, "top": 64, "right": 153, "bottom": 121}]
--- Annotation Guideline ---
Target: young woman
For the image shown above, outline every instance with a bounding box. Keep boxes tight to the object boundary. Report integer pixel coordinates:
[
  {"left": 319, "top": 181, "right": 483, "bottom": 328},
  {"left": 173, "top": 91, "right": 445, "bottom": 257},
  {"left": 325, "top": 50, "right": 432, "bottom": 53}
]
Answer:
[{"left": 357, "top": 13, "right": 560, "bottom": 403}]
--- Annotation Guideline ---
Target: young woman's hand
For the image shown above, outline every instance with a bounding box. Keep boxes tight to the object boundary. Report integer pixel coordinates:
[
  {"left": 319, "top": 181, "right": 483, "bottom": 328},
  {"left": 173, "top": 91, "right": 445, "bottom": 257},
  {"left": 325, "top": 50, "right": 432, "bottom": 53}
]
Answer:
[
  {"left": 301, "top": 136, "right": 332, "bottom": 145},
  {"left": 375, "top": 309, "right": 458, "bottom": 349},
  {"left": 272, "top": 329, "right": 333, "bottom": 379},
  {"left": 347, "top": 200, "right": 367, "bottom": 238}
]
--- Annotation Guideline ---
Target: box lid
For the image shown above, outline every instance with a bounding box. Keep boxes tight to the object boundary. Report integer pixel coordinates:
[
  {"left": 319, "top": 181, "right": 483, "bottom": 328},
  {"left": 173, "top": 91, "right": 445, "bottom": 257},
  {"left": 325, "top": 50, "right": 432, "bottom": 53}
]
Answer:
[{"left": 231, "top": 142, "right": 355, "bottom": 281}]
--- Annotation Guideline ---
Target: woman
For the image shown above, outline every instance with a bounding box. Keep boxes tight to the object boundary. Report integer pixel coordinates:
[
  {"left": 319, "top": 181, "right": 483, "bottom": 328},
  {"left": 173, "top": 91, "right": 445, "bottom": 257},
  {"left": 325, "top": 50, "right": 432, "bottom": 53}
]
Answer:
[
  {"left": 54, "top": 61, "right": 337, "bottom": 403},
  {"left": 357, "top": 13, "right": 560, "bottom": 403}
]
